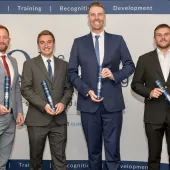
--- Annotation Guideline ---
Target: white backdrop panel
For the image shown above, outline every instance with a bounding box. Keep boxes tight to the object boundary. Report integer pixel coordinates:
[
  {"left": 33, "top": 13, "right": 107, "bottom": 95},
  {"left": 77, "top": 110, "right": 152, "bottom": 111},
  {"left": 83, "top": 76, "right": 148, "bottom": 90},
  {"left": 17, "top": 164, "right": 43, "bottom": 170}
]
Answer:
[{"left": 0, "top": 14, "right": 169, "bottom": 163}]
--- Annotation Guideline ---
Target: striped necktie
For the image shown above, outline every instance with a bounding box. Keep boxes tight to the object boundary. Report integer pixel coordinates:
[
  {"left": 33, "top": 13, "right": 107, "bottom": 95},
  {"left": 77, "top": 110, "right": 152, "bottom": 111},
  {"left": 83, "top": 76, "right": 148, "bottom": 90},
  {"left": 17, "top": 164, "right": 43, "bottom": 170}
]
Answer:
[{"left": 94, "top": 35, "right": 102, "bottom": 99}]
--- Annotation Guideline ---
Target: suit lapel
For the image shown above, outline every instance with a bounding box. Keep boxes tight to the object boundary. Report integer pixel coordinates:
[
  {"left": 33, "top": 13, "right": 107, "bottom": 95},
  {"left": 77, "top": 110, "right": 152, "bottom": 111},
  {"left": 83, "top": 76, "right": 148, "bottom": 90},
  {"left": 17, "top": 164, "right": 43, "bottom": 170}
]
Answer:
[
  {"left": 0, "top": 59, "right": 6, "bottom": 73},
  {"left": 7, "top": 55, "right": 17, "bottom": 88},
  {"left": 102, "top": 32, "right": 110, "bottom": 67},
  {"left": 85, "top": 33, "right": 99, "bottom": 66},
  {"left": 165, "top": 56, "right": 170, "bottom": 83},
  {"left": 53, "top": 57, "right": 61, "bottom": 83},
  {"left": 0, "top": 60, "right": 6, "bottom": 86},
  {"left": 166, "top": 72, "right": 170, "bottom": 83},
  {"left": 35, "top": 55, "right": 52, "bottom": 83},
  {"left": 85, "top": 32, "right": 112, "bottom": 68},
  {"left": 152, "top": 50, "right": 165, "bottom": 82}
]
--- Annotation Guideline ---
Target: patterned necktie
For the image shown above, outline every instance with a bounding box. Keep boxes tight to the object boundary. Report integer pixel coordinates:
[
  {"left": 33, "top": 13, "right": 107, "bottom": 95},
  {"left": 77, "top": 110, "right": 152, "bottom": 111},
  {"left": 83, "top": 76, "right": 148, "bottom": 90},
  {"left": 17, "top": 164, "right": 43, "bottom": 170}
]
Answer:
[
  {"left": 95, "top": 35, "right": 100, "bottom": 65},
  {"left": 95, "top": 35, "right": 102, "bottom": 99},
  {"left": 47, "top": 59, "right": 53, "bottom": 80},
  {"left": 1, "top": 55, "right": 11, "bottom": 83}
]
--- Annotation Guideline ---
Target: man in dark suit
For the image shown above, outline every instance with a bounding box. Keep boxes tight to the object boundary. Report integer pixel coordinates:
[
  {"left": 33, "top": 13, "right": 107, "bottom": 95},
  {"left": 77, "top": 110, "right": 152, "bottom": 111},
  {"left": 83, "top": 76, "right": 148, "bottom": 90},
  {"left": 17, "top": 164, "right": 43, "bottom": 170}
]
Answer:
[
  {"left": 68, "top": 2, "right": 135, "bottom": 170},
  {"left": 0, "top": 25, "right": 24, "bottom": 170},
  {"left": 131, "top": 24, "right": 170, "bottom": 170},
  {"left": 21, "top": 30, "right": 73, "bottom": 170}
]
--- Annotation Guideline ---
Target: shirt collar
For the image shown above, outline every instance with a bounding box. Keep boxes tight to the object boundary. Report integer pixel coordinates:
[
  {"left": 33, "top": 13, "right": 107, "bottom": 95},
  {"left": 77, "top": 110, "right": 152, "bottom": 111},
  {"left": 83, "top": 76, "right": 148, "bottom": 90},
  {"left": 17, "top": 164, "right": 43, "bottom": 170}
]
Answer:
[
  {"left": 91, "top": 31, "right": 104, "bottom": 39},
  {"left": 157, "top": 48, "right": 170, "bottom": 55},
  {"left": 41, "top": 54, "right": 54, "bottom": 63},
  {"left": 0, "top": 53, "right": 8, "bottom": 58}
]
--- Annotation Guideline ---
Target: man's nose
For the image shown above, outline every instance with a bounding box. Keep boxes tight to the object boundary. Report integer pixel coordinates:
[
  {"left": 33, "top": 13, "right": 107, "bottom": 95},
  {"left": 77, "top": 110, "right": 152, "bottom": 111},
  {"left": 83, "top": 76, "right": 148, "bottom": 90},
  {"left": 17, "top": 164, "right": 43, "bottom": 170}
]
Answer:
[
  {"left": 95, "top": 15, "right": 99, "bottom": 19},
  {"left": 44, "top": 43, "right": 48, "bottom": 47}
]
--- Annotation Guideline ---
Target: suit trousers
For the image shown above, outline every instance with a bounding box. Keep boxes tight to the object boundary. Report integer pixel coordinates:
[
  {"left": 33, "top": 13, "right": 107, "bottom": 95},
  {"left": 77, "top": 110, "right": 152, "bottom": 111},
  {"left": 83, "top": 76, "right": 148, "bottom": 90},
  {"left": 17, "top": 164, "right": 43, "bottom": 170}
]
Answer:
[
  {"left": 27, "top": 118, "right": 67, "bottom": 170},
  {"left": 0, "top": 114, "right": 16, "bottom": 170},
  {"left": 81, "top": 102, "right": 122, "bottom": 170},
  {"left": 145, "top": 116, "right": 170, "bottom": 170}
]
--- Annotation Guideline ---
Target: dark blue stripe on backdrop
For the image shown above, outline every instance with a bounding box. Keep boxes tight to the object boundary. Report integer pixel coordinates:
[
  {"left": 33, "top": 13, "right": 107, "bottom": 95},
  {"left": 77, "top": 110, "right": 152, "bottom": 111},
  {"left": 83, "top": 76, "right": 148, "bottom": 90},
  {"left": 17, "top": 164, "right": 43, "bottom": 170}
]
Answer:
[
  {"left": 6, "top": 160, "right": 169, "bottom": 170},
  {"left": 0, "top": 0, "right": 170, "bottom": 14}
]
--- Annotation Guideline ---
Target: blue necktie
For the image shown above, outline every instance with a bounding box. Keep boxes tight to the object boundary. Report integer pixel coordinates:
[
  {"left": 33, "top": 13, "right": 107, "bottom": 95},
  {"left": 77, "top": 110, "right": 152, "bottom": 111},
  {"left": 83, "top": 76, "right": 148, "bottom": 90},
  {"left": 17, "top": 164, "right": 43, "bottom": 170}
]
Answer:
[
  {"left": 47, "top": 59, "right": 53, "bottom": 80},
  {"left": 95, "top": 35, "right": 102, "bottom": 99},
  {"left": 95, "top": 35, "right": 100, "bottom": 65}
]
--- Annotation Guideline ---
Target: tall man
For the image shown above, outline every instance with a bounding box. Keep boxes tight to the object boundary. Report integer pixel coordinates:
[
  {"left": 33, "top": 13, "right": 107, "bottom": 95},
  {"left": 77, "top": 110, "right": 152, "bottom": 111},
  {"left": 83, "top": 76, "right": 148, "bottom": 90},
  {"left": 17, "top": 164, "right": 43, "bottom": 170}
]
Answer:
[
  {"left": 131, "top": 24, "right": 170, "bottom": 170},
  {"left": 21, "top": 30, "right": 73, "bottom": 170},
  {"left": 68, "top": 2, "right": 135, "bottom": 170},
  {"left": 0, "top": 25, "right": 24, "bottom": 170}
]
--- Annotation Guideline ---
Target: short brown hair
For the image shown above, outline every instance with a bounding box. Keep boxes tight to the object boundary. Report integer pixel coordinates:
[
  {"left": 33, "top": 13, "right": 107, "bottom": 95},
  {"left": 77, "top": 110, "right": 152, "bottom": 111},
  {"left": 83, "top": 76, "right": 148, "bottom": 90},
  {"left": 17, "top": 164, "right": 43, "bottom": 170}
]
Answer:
[
  {"left": 37, "top": 30, "right": 55, "bottom": 43},
  {"left": 88, "top": 2, "right": 105, "bottom": 13},
  {"left": 0, "top": 25, "right": 10, "bottom": 36},
  {"left": 154, "top": 24, "right": 170, "bottom": 37}
]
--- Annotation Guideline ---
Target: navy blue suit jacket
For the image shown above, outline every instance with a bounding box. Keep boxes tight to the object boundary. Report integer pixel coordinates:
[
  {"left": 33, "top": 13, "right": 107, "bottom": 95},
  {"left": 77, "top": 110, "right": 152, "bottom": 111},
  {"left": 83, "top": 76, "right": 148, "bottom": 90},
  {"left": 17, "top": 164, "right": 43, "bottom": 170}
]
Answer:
[{"left": 68, "top": 32, "right": 135, "bottom": 113}]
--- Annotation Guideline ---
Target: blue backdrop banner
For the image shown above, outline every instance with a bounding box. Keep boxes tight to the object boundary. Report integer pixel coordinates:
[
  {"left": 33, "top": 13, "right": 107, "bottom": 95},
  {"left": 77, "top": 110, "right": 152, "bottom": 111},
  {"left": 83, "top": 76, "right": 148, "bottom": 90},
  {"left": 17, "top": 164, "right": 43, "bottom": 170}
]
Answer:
[
  {"left": 6, "top": 160, "right": 170, "bottom": 170},
  {"left": 0, "top": 0, "right": 170, "bottom": 14}
]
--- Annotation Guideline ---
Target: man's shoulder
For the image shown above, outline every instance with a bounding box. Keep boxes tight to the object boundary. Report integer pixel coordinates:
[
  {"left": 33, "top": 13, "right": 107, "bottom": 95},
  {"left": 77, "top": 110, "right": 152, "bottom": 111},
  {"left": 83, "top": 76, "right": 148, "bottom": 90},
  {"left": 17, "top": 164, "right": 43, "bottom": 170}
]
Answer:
[
  {"left": 75, "top": 32, "right": 122, "bottom": 39},
  {"left": 105, "top": 32, "right": 123, "bottom": 39},
  {"left": 74, "top": 33, "right": 90, "bottom": 41},
  {"left": 7, "top": 55, "right": 19, "bottom": 67},
  {"left": 73, "top": 32, "right": 123, "bottom": 43},
  {"left": 8, "top": 55, "right": 16, "bottom": 61},
  {"left": 105, "top": 32, "right": 121, "bottom": 37},
  {"left": 23, "top": 55, "right": 40, "bottom": 65},
  {"left": 139, "top": 50, "right": 156, "bottom": 60},
  {"left": 137, "top": 50, "right": 156, "bottom": 64},
  {"left": 54, "top": 56, "right": 68, "bottom": 65}
]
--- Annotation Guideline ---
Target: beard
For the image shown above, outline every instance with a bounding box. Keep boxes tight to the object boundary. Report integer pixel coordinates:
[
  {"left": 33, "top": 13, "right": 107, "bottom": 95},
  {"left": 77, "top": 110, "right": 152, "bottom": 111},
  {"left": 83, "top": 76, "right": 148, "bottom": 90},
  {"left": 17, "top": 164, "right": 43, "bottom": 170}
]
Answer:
[
  {"left": 0, "top": 43, "right": 8, "bottom": 53},
  {"left": 156, "top": 40, "right": 170, "bottom": 49}
]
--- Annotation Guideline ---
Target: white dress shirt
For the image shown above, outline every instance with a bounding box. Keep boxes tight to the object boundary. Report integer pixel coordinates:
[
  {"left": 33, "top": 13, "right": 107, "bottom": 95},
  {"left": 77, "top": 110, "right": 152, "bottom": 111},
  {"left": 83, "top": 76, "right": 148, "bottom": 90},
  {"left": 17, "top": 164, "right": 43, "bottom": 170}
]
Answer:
[
  {"left": 0, "top": 53, "right": 14, "bottom": 84},
  {"left": 91, "top": 31, "right": 104, "bottom": 65},
  {"left": 157, "top": 48, "right": 170, "bottom": 82},
  {"left": 41, "top": 55, "right": 54, "bottom": 76}
]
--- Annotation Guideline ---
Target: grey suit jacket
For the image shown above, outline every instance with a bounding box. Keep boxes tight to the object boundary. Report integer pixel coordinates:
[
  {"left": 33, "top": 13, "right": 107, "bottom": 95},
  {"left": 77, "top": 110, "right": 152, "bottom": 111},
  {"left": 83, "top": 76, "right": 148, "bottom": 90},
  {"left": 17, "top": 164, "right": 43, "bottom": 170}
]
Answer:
[
  {"left": 0, "top": 55, "right": 23, "bottom": 120},
  {"left": 21, "top": 55, "right": 73, "bottom": 126}
]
